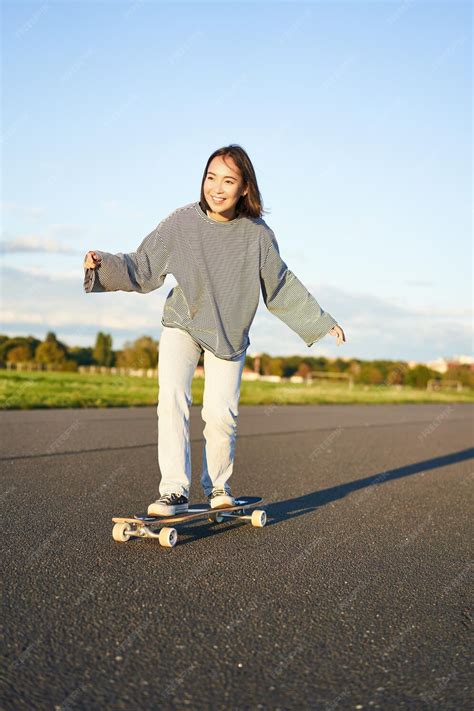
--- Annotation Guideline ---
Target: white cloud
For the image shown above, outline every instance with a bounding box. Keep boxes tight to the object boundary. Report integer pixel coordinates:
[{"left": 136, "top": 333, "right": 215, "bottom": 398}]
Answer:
[
  {"left": 1, "top": 236, "right": 81, "bottom": 254},
  {"left": 4, "top": 265, "right": 82, "bottom": 280},
  {"left": 1, "top": 221, "right": 87, "bottom": 254}
]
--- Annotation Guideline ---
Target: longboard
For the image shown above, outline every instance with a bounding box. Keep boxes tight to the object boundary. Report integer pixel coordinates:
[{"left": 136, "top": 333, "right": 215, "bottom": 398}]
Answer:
[{"left": 112, "top": 496, "right": 266, "bottom": 548}]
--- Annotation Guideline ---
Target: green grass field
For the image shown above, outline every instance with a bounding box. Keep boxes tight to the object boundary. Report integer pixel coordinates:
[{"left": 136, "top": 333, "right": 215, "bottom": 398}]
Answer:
[{"left": 1, "top": 370, "right": 472, "bottom": 409}]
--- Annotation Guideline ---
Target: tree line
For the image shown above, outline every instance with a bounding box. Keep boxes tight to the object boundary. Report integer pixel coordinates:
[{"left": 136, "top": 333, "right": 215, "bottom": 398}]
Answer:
[
  {"left": 0, "top": 332, "right": 157, "bottom": 371},
  {"left": 0, "top": 332, "right": 472, "bottom": 389}
]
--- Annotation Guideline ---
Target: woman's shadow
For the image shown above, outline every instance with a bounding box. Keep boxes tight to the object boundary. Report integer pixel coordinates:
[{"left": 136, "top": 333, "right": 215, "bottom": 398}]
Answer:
[
  {"left": 264, "top": 447, "right": 474, "bottom": 524},
  {"left": 153, "top": 447, "right": 473, "bottom": 544}
]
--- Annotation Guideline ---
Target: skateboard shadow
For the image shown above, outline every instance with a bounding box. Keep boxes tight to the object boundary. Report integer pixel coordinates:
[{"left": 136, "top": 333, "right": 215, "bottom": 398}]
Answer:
[
  {"left": 263, "top": 447, "right": 474, "bottom": 526},
  {"left": 122, "top": 448, "right": 473, "bottom": 546},
  {"left": 124, "top": 518, "right": 248, "bottom": 547}
]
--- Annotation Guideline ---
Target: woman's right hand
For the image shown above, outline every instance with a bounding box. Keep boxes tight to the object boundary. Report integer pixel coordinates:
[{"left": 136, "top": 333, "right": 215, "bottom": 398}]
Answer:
[{"left": 83, "top": 251, "right": 102, "bottom": 269}]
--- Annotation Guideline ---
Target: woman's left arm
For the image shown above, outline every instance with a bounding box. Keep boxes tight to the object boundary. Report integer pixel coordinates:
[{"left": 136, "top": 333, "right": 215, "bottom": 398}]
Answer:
[{"left": 260, "top": 230, "right": 344, "bottom": 347}]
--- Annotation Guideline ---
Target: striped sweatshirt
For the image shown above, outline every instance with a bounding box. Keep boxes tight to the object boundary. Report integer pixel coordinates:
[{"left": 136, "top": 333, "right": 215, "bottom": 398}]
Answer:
[{"left": 83, "top": 201, "right": 337, "bottom": 361}]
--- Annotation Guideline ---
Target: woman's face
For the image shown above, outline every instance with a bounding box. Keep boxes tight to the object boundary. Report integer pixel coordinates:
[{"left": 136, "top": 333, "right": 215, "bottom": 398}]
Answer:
[{"left": 203, "top": 155, "right": 248, "bottom": 221}]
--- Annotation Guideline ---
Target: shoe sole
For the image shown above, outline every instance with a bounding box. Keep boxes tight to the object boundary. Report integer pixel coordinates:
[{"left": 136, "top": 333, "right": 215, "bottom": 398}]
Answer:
[
  {"left": 147, "top": 504, "right": 189, "bottom": 517},
  {"left": 209, "top": 498, "right": 235, "bottom": 510}
]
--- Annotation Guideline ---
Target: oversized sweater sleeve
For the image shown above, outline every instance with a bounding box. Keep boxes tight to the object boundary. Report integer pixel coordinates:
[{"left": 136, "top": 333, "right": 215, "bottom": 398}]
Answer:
[
  {"left": 83, "top": 225, "right": 170, "bottom": 294},
  {"left": 259, "top": 229, "right": 337, "bottom": 347}
]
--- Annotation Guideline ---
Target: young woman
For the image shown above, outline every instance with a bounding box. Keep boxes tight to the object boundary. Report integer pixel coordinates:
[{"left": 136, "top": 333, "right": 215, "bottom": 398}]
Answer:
[{"left": 83, "top": 144, "right": 346, "bottom": 516}]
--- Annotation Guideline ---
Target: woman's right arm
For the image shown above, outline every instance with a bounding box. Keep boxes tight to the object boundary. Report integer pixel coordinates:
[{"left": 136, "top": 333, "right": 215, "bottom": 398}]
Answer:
[{"left": 83, "top": 226, "right": 171, "bottom": 294}]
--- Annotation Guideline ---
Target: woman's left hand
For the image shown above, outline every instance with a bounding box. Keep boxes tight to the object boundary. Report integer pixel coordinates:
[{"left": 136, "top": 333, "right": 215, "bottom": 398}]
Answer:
[{"left": 329, "top": 324, "right": 346, "bottom": 345}]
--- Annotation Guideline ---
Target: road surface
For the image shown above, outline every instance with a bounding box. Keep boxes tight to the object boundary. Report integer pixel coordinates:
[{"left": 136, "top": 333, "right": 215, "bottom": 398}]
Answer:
[{"left": 1, "top": 403, "right": 472, "bottom": 709}]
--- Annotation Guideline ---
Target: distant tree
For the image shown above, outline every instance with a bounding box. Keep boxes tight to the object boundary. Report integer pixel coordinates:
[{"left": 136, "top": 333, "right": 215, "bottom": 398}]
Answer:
[
  {"left": 0, "top": 336, "right": 41, "bottom": 367},
  {"left": 405, "top": 365, "right": 433, "bottom": 389},
  {"left": 35, "top": 332, "right": 68, "bottom": 366},
  {"left": 348, "top": 360, "right": 362, "bottom": 379},
  {"left": 385, "top": 362, "right": 408, "bottom": 385},
  {"left": 69, "top": 346, "right": 95, "bottom": 366},
  {"left": 359, "top": 363, "right": 384, "bottom": 385},
  {"left": 136, "top": 336, "right": 158, "bottom": 368},
  {"left": 268, "top": 358, "right": 283, "bottom": 377},
  {"left": 6, "top": 345, "right": 33, "bottom": 363},
  {"left": 296, "top": 361, "right": 312, "bottom": 378},
  {"left": 443, "top": 365, "right": 474, "bottom": 389},
  {"left": 116, "top": 335, "right": 159, "bottom": 368},
  {"left": 370, "top": 360, "right": 390, "bottom": 383},
  {"left": 259, "top": 353, "right": 274, "bottom": 376},
  {"left": 281, "top": 356, "right": 302, "bottom": 378},
  {"left": 93, "top": 332, "right": 114, "bottom": 366},
  {"left": 310, "top": 356, "right": 330, "bottom": 371}
]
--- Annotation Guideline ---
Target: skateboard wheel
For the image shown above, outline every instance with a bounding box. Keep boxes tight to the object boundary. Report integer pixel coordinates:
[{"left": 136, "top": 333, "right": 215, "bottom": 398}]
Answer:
[
  {"left": 112, "top": 522, "right": 132, "bottom": 542},
  {"left": 159, "top": 527, "right": 178, "bottom": 548},
  {"left": 251, "top": 510, "right": 267, "bottom": 528},
  {"left": 208, "top": 513, "right": 225, "bottom": 523}
]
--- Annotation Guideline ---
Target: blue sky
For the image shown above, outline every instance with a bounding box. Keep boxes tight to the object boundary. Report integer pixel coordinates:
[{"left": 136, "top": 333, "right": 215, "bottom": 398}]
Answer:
[{"left": 1, "top": 0, "right": 472, "bottom": 362}]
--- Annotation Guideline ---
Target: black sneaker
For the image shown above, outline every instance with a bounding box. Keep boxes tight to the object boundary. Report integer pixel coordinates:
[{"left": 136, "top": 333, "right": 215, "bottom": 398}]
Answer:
[
  {"left": 208, "top": 488, "right": 235, "bottom": 509},
  {"left": 147, "top": 493, "right": 189, "bottom": 516}
]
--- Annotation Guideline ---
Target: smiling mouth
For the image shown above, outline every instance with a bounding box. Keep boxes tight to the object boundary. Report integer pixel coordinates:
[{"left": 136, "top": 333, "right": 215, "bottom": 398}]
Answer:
[{"left": 212, "top": 197, "right": 225, "bottom": 203}]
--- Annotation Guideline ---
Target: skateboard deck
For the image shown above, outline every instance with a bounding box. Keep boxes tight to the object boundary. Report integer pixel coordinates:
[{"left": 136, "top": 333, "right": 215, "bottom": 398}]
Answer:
[{"left": 112, "top": 496, "right": 266, "bottom": 547}]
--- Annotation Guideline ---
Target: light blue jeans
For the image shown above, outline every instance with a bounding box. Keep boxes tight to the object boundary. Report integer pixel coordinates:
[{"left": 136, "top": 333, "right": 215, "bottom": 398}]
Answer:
[{"left": 157, "top": 324, "right": 247, "bottom": 499}]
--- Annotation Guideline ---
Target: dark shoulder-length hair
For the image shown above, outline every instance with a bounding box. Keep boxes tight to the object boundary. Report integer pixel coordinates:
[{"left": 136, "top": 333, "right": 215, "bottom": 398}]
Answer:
[{"left": 199, "top": 144, "right": 268, "bottom": 219}]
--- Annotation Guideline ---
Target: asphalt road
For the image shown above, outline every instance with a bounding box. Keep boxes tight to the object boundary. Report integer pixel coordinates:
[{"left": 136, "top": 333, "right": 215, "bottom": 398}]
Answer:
[{"left": 1, "top": 403, "right": 472, "bottom": 710}]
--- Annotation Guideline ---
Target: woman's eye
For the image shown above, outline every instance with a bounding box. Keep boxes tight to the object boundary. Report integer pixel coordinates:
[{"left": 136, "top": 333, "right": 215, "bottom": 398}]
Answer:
[{"left": 206, "top": 176, "right": 234, "bottom": 184}]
